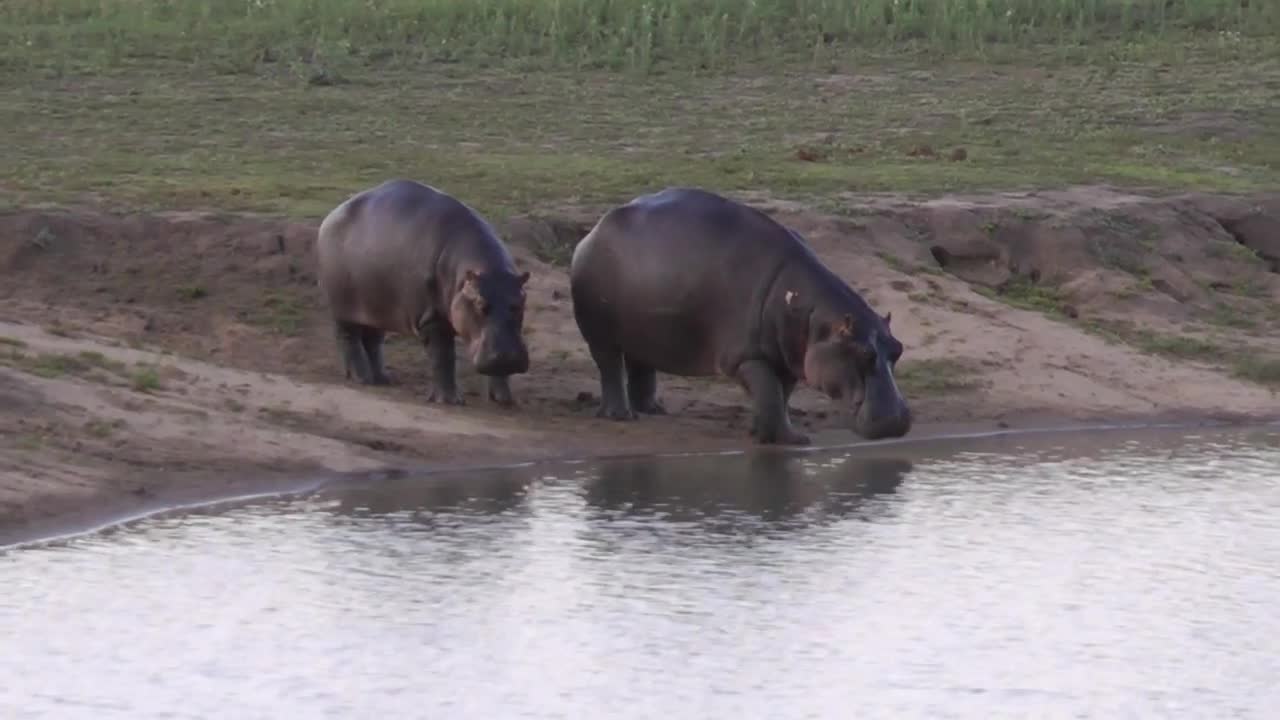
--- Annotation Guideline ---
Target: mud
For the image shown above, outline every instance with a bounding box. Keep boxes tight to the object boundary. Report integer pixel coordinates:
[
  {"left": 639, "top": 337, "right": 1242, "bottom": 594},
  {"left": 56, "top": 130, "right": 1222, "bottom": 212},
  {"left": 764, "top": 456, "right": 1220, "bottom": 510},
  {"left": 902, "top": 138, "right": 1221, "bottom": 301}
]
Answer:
[{"left": 2, "top": 185, "right": 1278, "bottom": 539}]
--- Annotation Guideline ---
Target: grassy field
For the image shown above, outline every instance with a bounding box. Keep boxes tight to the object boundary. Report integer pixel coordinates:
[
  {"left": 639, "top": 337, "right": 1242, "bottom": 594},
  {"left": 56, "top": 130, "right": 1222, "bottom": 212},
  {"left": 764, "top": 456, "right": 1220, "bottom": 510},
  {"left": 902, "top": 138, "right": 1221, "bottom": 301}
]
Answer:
[{"left": 0, "top": 0, "right": 1277, "bottom": 218}]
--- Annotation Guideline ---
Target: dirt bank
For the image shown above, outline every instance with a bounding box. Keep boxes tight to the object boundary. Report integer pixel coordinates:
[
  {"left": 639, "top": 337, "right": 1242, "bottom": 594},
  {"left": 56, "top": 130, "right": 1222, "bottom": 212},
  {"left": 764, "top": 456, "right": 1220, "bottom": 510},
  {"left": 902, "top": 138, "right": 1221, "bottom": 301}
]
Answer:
[{"left": 2, "top": 185, "right": 1279, "bottom": 542}]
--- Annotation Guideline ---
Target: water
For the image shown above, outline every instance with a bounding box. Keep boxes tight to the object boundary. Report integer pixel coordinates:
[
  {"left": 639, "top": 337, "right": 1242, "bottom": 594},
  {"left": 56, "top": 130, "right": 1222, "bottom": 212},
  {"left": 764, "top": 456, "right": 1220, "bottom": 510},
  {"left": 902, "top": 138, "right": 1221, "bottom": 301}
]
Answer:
[{"left": 3, "top": 425, "right": 1280, "bottom": 719}]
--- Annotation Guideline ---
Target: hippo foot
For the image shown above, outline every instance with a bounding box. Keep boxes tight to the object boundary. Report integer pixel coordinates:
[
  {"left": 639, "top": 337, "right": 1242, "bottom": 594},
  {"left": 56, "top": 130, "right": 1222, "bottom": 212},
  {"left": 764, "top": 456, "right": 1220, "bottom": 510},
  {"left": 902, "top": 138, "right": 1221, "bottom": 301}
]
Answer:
[
  {"left": 632, "top": 398, "right": 667, "bottom": 415},
  {"left": 596, "top": 404, "right": 637, "bottom": 421},
  {"left": 488, "top": 387, "right": 517, "bottom": 408},
  {"left": 749, "top": 417, "right": 809, "bottom": 445},
  {"left": 756, "top": 428, "right": 811, "bottom": 446},
  {"left": 427, "top": 386, "right": 465, "bottom": 405},
  {"left": 368, "top": 373, "right": 393, "bottom": 387}
]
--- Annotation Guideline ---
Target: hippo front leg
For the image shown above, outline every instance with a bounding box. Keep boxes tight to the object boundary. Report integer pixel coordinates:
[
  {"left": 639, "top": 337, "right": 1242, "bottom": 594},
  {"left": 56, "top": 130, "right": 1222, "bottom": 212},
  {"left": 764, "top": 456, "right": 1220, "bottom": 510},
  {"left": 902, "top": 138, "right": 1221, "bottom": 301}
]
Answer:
[
  {"left": 487, "top": 375, "right": 516, "bottom": 408},
  {"left": 423, "top": 326, "right": 464, "bottom": 405},
  {"left": 737, "top": 360, "right": 809, "bottom": 446}
]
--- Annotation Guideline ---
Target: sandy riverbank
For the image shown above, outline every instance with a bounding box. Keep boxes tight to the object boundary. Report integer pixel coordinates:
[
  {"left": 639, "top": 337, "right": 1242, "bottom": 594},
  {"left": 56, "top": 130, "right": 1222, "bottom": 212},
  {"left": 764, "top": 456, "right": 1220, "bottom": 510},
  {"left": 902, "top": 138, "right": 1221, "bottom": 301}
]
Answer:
[{"left": 3, "top": 185, "right": 1278, "bottom": 543}]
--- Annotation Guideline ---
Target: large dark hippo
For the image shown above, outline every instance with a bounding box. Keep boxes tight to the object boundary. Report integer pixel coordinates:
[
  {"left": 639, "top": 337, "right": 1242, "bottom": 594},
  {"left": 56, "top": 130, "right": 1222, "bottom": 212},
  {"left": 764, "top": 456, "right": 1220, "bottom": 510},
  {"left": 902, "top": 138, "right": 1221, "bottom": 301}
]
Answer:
[
  {"left": 316, "top": 179, "right": 531, "bottom": 406},
  {"left": 569, "top": 187, "right": 911, "bottom": 445}
]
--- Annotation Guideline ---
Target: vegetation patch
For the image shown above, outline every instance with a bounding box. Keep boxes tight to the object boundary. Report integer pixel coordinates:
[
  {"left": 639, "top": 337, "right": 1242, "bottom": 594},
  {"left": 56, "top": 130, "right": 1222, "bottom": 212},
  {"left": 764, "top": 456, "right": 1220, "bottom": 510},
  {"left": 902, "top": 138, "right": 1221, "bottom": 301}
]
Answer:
[
  {"left": 130, "top": 366, "right": 163, "bottom": 393},
  {"left": 1, "top": 5, "right": 1277, "bottom": 218},
  {"left": 0, "top": 336, "right": 26, "bottom": 348},
  {"left": 253, "top": 292, "right": 309, "bottom": 336},
  {"left": 981, "top": 277, "right": 1072, "bottom": 317},
  {"left": 1230, "top": 355, "right": 1280, "bottom": 387},
  {"left": 896, "top": 358, "right": 986, "bottom": 396},
  {"left": 84, "top": 418, "right": 127, "bottom": 438},
  {"left": 1086, "top": 318, "right": 1280, "bottom": 387},
  {"left": 176, "top": 285, "right": 209, "bottom": 302}
]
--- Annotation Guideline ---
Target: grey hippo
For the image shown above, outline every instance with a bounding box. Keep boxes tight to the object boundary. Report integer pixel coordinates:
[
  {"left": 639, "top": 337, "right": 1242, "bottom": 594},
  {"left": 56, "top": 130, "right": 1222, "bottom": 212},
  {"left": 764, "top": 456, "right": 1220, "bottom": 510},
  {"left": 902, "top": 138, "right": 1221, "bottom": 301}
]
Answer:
[
  {"left": 316, "top": 179, "right": 531, "bottom": 406},
  {"left": 569, "top": 187, "right": 912, "bottom": 445}
]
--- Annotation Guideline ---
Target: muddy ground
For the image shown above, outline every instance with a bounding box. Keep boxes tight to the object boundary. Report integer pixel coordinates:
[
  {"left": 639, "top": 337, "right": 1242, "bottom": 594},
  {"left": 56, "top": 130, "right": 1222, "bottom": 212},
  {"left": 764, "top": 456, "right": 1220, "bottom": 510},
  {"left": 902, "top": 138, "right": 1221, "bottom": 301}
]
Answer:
[{"left": 3, "top": 185, "right": 1279, "bottom": 542}]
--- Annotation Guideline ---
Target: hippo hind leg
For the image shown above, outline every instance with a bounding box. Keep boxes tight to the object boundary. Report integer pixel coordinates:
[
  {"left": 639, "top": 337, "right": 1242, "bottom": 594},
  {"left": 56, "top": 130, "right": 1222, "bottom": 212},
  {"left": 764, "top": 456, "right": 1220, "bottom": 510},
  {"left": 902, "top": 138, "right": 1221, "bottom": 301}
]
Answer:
[
  {"left": 361, "top": 327, "right": 392, "bottom": 386},
  {"left": 336, "top": 320, "right": 378, "bottom": 385},
  {"left": 626, "top": 359, "right": 666, "bottom": 415},
  {"left": 586, "top": 342, "right": 636, "bottom": 421}
]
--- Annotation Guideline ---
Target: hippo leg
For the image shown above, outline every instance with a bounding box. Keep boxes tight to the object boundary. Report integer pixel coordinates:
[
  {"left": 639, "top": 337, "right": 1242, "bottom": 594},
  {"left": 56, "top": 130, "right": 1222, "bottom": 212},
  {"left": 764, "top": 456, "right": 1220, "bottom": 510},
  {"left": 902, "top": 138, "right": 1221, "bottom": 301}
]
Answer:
[
  {"left": 750, "top": 376, "right": 799, "bottom": 438},
  {"left": 423, "top": 325, "right": 464, "bottom": 405},
  {"left": 361, "top": 327, "right": 392, "bottom": 386},
  {"left": 586, "top": 343, "right": 636, "bottom": 420},
  {"left": 336, "top": 321, "right": 377, "bottom": 385},
  {"left": 737, "top": 360, "right": 809, "bottom": 446},
  {"left": 626, "top": 360, "right": 666, "bottom": 415},
  {"left": 487, "top": 375, "right": 516, "bottom": 408}
]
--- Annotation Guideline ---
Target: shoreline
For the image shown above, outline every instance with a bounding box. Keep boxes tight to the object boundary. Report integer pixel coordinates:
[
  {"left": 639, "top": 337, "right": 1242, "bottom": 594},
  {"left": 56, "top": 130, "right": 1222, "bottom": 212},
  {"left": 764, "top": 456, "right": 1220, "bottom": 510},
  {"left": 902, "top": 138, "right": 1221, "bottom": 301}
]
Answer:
[
  {"left": 5, "top": 412, "right": 1277, "bottom": 552},
  {"left": 3, "top": 187, "right": 1279, "bottom": 546}
]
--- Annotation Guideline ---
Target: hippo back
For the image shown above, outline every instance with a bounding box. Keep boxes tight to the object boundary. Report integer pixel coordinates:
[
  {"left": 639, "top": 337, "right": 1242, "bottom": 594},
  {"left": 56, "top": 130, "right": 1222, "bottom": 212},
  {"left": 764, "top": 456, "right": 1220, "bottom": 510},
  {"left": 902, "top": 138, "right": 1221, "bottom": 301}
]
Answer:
[
  {"left": 317, "top": 180, "right": 503, "bottom": 335},
  {"left": 571, "top": 188, "right": 812, "bottom": 375}
]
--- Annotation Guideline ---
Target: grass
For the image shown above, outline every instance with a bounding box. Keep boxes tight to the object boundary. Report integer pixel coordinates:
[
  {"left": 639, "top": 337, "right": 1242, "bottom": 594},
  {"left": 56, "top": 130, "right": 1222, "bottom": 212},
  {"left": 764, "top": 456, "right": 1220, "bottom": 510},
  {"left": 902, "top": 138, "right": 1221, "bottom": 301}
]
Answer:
[
  {"left": 176, "top": 285, "right": 209, "bottom": 301},
  {"left": 255, "top": 292, "right": 309, "bottom": 336},
  {"left": 896, "top": 357, "right": 986, "bottom": 395},
  {"left": 1086, "top": 319, "right": 1280, "bottom": 386},
  {"left": 0, "top": 3, "right": 1276, "bottom": 219},
  {"left": 3, "top": 0, "right": 1276, "bottom": 73},
  {"left": 1231, "top": 355, "right": 1280, "bottom": 387},
  {"left": 982, "top": 277, "right": 1073, "bottom": 316},
  {"left": 130, "top": 366, "right": 163, "bottom": 393}
]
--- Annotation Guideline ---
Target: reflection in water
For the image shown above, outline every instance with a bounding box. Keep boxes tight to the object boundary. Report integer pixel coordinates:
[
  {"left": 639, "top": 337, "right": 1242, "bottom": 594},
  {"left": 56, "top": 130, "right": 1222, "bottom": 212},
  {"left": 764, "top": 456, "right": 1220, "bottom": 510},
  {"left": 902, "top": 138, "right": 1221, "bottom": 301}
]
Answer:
[
  {"left": 583, "top": 451, "right": 911, "bottom": 526},
  {"left": 2, "top": 425, "right": 1279, "bottom": 720},
  {"left": 327, "top": 465, "right": 535, "bottom": 519}
]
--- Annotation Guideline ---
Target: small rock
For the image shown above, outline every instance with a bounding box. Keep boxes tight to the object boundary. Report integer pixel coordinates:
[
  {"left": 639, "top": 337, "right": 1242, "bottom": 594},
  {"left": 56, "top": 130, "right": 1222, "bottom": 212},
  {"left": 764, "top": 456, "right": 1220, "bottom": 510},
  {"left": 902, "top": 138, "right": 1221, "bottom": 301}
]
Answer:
[
  {"left": 907, "top": 144, "right": 937, "bottom": 158},
  {"left": 1063, "top": 304, "right": 1080, "bottom": 319},
  {"left": 575, "top": 391, "right": 595, "bottom": 404},
  {"left": 949, "top": 147, "right": 968, "bottom": 162},
  {"left": 551, "top": 289, "right": 565, "bottom": 301}
]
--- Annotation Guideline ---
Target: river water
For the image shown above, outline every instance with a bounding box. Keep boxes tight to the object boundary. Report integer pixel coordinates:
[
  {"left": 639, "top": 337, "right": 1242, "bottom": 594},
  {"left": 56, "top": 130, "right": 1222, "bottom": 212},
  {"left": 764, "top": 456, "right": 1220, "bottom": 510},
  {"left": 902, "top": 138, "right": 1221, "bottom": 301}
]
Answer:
[{"left": 3, "top": 424, "right": 1279, "bottom": 719}]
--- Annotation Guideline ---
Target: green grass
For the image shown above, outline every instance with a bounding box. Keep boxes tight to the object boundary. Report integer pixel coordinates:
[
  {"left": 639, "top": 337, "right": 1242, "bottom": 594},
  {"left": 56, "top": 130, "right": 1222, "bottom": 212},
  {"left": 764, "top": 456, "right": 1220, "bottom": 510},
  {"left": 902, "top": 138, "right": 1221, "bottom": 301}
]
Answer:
[
  {"left": 3, "top": 0, "right": 1275, "bottom": 74},
  {"left": 255, "top": 292, "right": 309, "bottom": 336},
  {"left": 130, "top": 366, "right": 163, "bottom": 393},
  {"left": 896, "top": 357, "right": 986, "bottom": 395},
  {"left": 1231, "top": 355, "right": 1280, "bottom": 387},
  {"left": 1086, "top": 319, "right": 1280, "bottom": 387},
  {"left": 0, "top": 2, "right": 1277, "bottom": 219}
]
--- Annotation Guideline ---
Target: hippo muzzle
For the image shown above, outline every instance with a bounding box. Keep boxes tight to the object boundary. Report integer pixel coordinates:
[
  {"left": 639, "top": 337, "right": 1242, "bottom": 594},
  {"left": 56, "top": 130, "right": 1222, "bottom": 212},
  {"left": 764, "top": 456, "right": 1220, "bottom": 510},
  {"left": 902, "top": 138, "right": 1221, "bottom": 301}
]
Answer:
[
  {"left": 472, "top": 329, "right": 530, "bottom": 376},
  {"left": 851, "top": 362, "right": 912, "bottom": 440}
]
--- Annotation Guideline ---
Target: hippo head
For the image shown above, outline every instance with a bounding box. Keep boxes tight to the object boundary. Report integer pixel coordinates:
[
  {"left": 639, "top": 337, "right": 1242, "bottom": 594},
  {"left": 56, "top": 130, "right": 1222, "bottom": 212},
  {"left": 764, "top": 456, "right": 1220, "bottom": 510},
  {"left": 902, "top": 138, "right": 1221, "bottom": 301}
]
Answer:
[
  {"left": 449, "top": 268, "right": 531, "bottom": 376},
  {"left": 783, "top": 291, "right": 912, "bottom": 441}
]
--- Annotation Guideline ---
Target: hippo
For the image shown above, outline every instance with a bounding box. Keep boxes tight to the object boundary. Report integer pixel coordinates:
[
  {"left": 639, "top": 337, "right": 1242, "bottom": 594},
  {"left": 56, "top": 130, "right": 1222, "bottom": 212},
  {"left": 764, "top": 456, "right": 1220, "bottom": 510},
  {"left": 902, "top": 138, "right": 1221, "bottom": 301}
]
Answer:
[
  {"left": 316, "top": 179, "right": 531, "bottom": 406},
  {"left": 569, "top": 187, "right": 911, "bottom": 445}
]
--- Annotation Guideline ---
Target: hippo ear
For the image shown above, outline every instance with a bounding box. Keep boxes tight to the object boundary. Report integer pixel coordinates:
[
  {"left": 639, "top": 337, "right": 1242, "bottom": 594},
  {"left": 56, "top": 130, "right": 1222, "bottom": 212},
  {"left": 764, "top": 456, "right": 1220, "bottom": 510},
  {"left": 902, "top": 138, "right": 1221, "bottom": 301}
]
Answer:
[
  {"left": 518, "top": 270, "right": 531, "bottom": 286},
  {"left": 463, "top": 269, "right": 479, "bottom": 284},
  {"left": 883, "top": 311, "right": 892, "bottom": 327},
  {"left": 836, "top": 313, "right": 855, "bottom": 337}
]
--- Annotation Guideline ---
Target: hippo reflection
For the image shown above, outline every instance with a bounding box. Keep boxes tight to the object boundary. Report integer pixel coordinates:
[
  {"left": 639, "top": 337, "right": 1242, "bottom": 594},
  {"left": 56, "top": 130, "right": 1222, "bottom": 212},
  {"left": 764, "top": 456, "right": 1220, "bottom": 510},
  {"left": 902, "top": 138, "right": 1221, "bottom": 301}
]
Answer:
[
  {"left": 325, "top": 467, "right": 532, "bottom": 520},
  {"left": 582, "top": 451, "right": 913, "bottom": 528}
]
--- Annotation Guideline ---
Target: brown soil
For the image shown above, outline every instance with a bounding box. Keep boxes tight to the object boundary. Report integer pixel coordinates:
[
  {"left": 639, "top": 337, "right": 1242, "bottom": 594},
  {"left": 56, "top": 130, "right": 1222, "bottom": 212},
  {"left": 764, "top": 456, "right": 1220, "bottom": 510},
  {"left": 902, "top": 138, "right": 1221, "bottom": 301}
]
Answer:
[{"left": 3, "top": 185, "right": 1279, "bottom": 544}]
